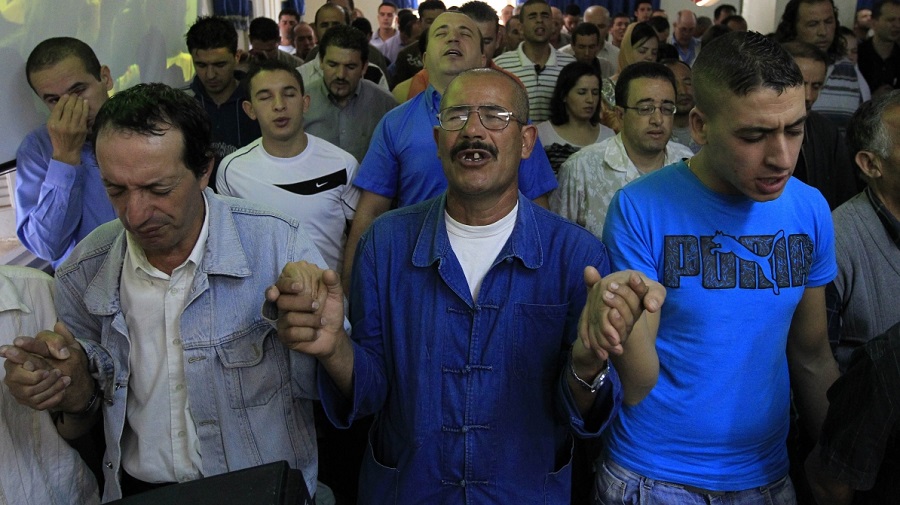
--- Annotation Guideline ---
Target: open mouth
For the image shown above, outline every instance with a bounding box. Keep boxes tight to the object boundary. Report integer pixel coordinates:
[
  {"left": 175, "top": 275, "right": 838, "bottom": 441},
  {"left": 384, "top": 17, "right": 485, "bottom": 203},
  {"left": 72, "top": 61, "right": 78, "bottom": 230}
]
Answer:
[
  {"left": 274, "top": 117, "right": 290, "bottom": 127},
  {"left": 444, "top": 47, "right": 463, "bottom": 57}
]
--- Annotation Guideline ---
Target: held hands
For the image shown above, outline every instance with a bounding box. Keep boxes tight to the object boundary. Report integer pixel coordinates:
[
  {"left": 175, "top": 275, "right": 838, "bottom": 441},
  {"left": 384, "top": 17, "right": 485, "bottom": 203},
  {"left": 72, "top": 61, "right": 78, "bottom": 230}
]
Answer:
[
  {"left": 577, "top": 268, "right": 665, "bottom": 362},
  {"left": 265, "top": 261, "right": 348, "bottom": 360},
  {"left": 47, "top": 94, "right": 90, "bottom": 166},
  {"left": 0, "top": 322, "right": 91, "bottom": 412}
]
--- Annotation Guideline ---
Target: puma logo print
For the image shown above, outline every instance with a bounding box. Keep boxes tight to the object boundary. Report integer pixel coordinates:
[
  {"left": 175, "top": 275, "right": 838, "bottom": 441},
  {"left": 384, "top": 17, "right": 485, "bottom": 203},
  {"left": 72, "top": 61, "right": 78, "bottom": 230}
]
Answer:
[{"left": 710, "top": 230, "right": 785, "bottom": 294}]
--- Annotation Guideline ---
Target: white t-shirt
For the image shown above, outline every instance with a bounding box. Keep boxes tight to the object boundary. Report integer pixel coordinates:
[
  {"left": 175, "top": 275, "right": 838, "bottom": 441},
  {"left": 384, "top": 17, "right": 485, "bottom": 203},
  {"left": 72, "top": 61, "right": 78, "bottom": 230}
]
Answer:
[
  {"left": 445, "top": 205, "right": 517, "bottom": 301},
  {"left": 217, "top": 134, "right": 360, "bottom": 271}
]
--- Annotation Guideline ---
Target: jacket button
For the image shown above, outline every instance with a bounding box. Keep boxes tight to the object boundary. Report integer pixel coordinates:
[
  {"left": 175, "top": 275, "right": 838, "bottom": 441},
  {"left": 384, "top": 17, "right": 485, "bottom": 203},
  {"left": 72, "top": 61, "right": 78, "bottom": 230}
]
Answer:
[{"left": 105, "top": 462, "right": 113, "bottom": 469}]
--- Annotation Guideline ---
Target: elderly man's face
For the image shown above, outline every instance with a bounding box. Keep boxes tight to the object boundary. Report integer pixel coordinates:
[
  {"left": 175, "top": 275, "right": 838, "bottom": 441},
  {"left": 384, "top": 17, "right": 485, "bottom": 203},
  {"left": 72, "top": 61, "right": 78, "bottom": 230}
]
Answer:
[
  {"left": 583, "top": 7, "right": 610, "bottom": 41},
  {"left": 674, "top": 13, "right": 697, "bottom": 46},
  {"left": 435, "top": 72, "right": 536, "bottom": 204},
  {"left": 293, "top": 24, "right": 316, "bottom": 59},
  {"left": 96, "top": 125, "right": 209, "bottom": 271}
]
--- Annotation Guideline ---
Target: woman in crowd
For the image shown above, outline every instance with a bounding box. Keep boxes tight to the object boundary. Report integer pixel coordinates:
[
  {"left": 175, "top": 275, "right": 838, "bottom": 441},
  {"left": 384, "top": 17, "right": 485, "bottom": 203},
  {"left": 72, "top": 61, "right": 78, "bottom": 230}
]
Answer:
[
  {"left": 537, "top": 62, "right": 614, "bottom": 174},
  {"left": 601, "top": 22, "right": 659, "bottom": 131}
]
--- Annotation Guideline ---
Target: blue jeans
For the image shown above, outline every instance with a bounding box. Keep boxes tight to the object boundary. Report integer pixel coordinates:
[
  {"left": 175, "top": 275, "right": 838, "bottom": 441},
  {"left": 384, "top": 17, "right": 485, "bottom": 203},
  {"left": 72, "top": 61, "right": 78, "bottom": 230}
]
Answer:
[{"left": 593, "top": 458, "right": 796, "bottom": 505}]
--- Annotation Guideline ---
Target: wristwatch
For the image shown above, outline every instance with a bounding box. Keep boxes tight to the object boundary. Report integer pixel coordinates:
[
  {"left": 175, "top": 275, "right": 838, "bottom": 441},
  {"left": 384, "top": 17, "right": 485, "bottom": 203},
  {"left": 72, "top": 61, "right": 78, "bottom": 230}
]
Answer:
[{"left": 568, "top": 350, "right": 609, "bottom": 394}]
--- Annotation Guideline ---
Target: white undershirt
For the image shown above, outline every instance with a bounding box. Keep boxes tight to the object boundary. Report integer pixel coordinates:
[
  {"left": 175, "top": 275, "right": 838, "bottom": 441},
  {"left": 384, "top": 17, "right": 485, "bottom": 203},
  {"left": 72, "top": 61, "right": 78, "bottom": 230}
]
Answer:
[
  {"left": 119, "top": 196, "right": 210, "bottom": 483},
  {"left": 445, "top": 204, "right": 517, "bottom": 301}
]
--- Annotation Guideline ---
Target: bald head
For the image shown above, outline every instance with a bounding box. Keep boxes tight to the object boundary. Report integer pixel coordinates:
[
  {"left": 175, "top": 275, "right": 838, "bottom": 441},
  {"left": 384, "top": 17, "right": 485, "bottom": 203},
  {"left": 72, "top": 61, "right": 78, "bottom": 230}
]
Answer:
[{"left": 583, "top": 6, "right": 611, "bottom": 42}]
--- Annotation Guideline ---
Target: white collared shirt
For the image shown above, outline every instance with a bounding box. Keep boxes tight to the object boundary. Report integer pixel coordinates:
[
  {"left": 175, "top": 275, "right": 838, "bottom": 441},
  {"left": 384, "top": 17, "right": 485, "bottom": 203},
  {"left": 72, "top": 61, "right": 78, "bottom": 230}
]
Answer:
[{"left": 119, "top": 196, "right": 210, "bottom": 483}]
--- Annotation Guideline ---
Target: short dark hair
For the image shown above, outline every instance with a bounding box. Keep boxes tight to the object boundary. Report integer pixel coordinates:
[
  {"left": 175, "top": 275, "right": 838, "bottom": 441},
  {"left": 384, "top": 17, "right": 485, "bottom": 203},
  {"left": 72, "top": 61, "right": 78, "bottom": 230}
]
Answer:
[
  {"left": 700, "top": 24, "right": 731, "bottom": 46},
  {"left": 694, "top": 31, "right": 803, "bottom": 117},
  {"left": 352, "top": 17, "right": 373, "bottom": 36},
  {"left": 186, "top": 16, "right": 238, "bottom": 55},
  {"left": 847, "top": 89, "right": 900, "bottom": 161},
  {"left": 873, "top": 0, "right": 900, "bottom": 18},
  {"left": 319, "top": 24, "right": 370, "bottom": 63},
  {"left": 379, "top": 2, "right": 398, "bottom": 11},
  {"left": 615, "top": 61, "right": 677, "bottom": 108},
  {"left": 399, "top": 10, "right": 419, "bottom": 36},
  {"left": 774, "top": 0, "right": 843, "bottom": 59},
  {"left": 459, "top": 1, "right": 498, "bottom": 24},
  {"left": 646, "top": 16, "right": 670, "bottom": 34},
  {"left": 781, "top": 40, "right": 829, "bottom": 65},
  {"left": 279, "top": 8, "right": 301, "bottom": 22},
  {"left": 565, "top": 4, "right": 581, "bottom": 16},
  {"left": 572, "top": 21, "right": 601, "bottom": 41},
  {"left": 93, "top": 83, "right": 212, "bottom": 178},
  {"left": 714, "top": 4, "right": 737, "bottom": 19},
  {"left": 722, "top": 15, "right": 747, "bottom": 27},
  {"left": 550, "top": 61, "right": 602, "bottom": 126},
  {"left": 249, "top": 17, "right": 280, "bottom": 42},
  {"left": 612, "top": 12, "right": 631, "bottom": 23},
  {"left": 634, "top": 1, "right": 653, "bottom": 13},
  {"left": 442, "top": 67, "right": 529, "bottom": 122},
  {"left": 26, "top": 37, "right": 102, "bottom": 90},
  {"left": 519, "top": 0, "right": 549, "bottom": 21},
  {"left": 419, "top": 0, "right": 447, "bottom": 16},
  {"left": 242, "top": 59, "right": 306, "bottom": 98},
  {"left": 656, "top": 43, "right": 679, "bottom": 61}
]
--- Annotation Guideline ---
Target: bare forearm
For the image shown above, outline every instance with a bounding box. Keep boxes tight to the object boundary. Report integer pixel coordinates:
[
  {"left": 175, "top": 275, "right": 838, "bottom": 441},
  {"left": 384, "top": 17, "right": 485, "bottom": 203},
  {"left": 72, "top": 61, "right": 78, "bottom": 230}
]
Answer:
[
  {"left": 610, "top": 313, "right": 659, "bottom": 405},
  {"left": 317, "top": 332, "right": 356, "bottom": 399},
  {"left": 341, "top": 192, "right": 391, "bottom": 284}
]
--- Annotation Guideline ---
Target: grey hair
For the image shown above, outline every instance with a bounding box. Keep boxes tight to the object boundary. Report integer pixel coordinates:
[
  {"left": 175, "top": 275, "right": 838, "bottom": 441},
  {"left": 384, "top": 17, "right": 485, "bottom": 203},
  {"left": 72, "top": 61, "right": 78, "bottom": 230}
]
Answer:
[{"left": 847, "top": 89, "right": 900, "bottom": 159}]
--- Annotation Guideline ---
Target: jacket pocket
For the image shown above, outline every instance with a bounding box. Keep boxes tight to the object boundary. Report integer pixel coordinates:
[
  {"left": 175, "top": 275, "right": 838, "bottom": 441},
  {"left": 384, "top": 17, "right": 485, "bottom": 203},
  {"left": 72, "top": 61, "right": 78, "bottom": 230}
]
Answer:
[
  {"left": 358, "top": 419, "right": 400, "bottom": 505},
  {"left": 215, "top": 322, "right": 286, "bottom": 408},
  {"left": 513, "top": 303, "right": 570, "bottom": 380}
]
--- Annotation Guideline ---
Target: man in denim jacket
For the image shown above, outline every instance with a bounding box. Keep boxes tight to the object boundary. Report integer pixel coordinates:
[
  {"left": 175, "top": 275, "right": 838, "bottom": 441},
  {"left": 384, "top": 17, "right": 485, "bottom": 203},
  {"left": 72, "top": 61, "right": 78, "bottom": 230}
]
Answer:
[{"left": 1, "top": 84, "right": 326, "bottom": 500}]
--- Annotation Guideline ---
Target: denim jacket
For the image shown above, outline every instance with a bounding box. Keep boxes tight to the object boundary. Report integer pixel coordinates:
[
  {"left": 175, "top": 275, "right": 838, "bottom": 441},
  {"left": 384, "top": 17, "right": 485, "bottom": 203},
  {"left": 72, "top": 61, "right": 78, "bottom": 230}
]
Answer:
[
  {"left": 54, "top": 190, "right": 324, "bottom": 500},
  {"left": 320, "top": 193, "right": 622, "bottom": 504}
]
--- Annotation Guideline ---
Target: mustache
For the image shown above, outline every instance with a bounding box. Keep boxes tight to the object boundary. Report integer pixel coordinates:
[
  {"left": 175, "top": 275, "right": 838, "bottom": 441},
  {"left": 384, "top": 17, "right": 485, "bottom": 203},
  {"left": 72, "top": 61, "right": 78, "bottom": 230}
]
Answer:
[{"left": 449, "top": 140, "right": 498, "bottom": 159}]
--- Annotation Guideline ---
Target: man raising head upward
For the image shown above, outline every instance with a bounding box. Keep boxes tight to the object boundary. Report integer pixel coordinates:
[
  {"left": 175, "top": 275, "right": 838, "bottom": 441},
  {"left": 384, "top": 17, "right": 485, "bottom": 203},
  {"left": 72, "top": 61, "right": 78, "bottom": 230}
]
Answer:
[
  {"left": 343, "top": 11, "right": 557, "bottom": 283},
  {"left": 269, "top": 67, "right": 664, "bottom": 504}
]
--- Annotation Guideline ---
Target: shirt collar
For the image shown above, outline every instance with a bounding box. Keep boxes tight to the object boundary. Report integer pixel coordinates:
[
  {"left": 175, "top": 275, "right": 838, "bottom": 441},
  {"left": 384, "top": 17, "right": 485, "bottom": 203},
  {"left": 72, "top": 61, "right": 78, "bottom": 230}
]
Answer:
[
  {"left": 866, "top": 186, "right": 900, "bottom": 248},
  {"left": 412, "top": 193, "right": 544, "bottom": 270},
  {"left": 125, "top": 193, "right": 210, "bottom": 278}
]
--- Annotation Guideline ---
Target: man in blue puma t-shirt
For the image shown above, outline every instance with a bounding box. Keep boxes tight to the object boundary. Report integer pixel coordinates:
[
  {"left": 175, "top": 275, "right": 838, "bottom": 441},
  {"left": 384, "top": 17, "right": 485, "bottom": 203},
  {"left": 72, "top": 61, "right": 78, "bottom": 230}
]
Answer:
[{"left": 596, "top": 31, "right": 841, "bottom": 503}]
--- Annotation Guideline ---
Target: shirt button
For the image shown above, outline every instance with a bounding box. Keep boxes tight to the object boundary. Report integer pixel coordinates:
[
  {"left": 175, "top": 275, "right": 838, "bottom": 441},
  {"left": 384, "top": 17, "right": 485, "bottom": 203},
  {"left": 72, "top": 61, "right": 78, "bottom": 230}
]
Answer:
[
  {"left": 172, "top": 339, "right": 181, "bottom": 346},
  {"left": 175, "top": 384, "right": 184, "bottom": 391},
  {"left": 505, "top": 257, "right": 513, "bottom": 263},
  {"left": 459, "top": 480, "right": 466, "bottom": 487},
  {"left": 169, "top": 288, "right": 178, "bottom": 295},
  {"left": 178, "top": 431, "right": 186, "bottom": 438},
  {"left": 461, "top": 426, "right": 469, "bottom": 433}
]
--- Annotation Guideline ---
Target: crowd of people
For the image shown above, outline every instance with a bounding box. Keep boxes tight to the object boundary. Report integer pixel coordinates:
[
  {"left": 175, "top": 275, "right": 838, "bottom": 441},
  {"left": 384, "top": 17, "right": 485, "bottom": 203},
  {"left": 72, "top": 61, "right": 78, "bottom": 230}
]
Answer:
[{"left": 1, "top": 0, "right": 899, "bottom": 504}]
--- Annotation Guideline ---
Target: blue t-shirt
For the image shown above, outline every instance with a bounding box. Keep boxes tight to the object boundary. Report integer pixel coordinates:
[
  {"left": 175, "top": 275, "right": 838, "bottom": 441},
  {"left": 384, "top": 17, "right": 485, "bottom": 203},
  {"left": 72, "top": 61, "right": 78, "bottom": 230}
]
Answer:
[
  {"left": 602, "top": 161, "right": 837, "bottom": 490},
  {"left": 353, "top": 85, "right": 558, "bottom": 207}
]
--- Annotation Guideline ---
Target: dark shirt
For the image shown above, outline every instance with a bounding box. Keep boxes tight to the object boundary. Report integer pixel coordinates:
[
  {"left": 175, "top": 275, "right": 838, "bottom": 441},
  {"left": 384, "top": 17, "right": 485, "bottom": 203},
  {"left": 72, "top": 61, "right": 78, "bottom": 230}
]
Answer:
[
  {"left": 391, "top": 41, "right": 423, "bottom": 85},
  {"left": 818, "top": 321, "right": 900, "bottom": 503},
  {"left": 858, "top": 38, "right": 900, "bottom": 92},
  {"left": 794, "top": 110, "right": 857, "bottom": 210},
  {"left": 185, "top": 73, "right": 261, "bottom": 191}
]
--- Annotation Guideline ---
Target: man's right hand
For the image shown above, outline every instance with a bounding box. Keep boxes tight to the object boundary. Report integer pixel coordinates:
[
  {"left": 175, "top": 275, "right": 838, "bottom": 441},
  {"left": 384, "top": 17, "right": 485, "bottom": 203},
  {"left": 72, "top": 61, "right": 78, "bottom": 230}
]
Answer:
[
  {"left": 266, "top": 261, "right": 349, "bottom": 360},
  {"left": 48, "top": 94, "right": 89, "bottom": 166},
  {"left": 0, "top": 323, "right": 93, "bottom": 412}
]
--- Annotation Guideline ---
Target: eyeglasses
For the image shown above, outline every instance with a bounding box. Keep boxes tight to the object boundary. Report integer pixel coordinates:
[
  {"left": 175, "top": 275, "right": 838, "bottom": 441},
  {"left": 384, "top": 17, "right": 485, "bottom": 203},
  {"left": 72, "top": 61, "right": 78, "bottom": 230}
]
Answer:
[
  {"left": 437, "top": 105, "right": 525, "bottom": 131},
  {"left": 620, "top": 103, "right": 677, "bottom": 116}
]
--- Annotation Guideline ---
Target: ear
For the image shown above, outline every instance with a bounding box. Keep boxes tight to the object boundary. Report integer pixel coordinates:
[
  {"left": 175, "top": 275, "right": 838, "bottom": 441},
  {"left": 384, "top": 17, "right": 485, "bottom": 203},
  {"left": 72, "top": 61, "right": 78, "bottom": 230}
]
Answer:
[
  {"left": 615, "top": 105, "right": 624, "bottom": 122},
  {"left": 242, "top": 100, "right": 257, "bottom": 120},
  {"left": 198, "top": 156, "right": 214, "bottom": 190},
  {"left": 100, "top": 65, "right": 113, "bottom": 92},
  {"left": 520, "top": 123, "right": 538, "bottom": 159},
  {"left": 302, "top": 93, "right": 311, "bottom": 114},
  {"left": 855, "top": 150, "right": 882, "bottom": 180},
  {"left": 689, "top": 107, "right": 708, "bottom": 146}
]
